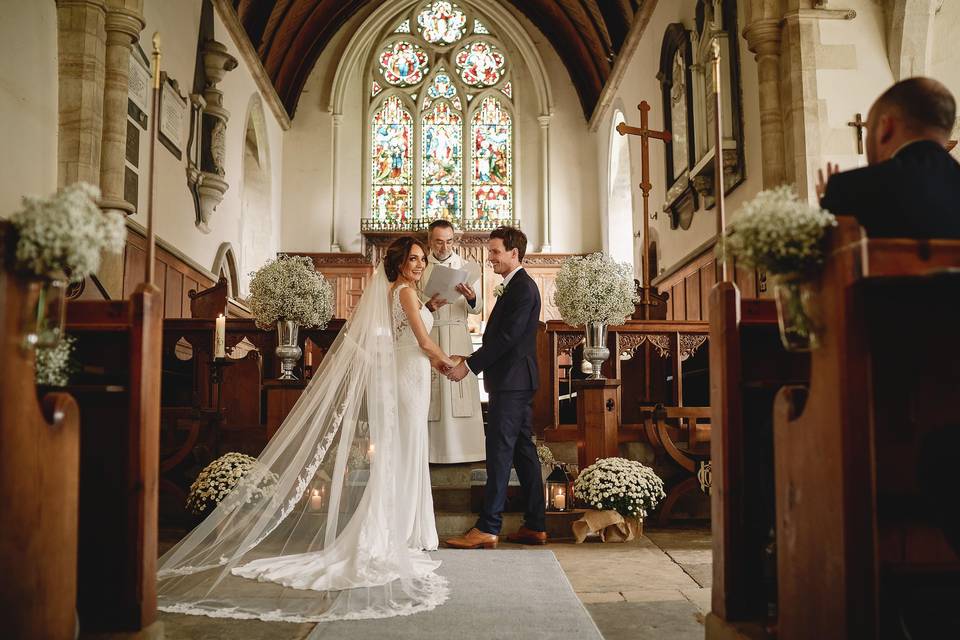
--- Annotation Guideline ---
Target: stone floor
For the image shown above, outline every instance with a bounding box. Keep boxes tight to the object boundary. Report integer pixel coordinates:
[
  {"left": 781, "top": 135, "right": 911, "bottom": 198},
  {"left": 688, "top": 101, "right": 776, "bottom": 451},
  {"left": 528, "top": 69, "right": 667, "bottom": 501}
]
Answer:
[{"left": 158, "top": 524, "right": 711, "bottom": 639}]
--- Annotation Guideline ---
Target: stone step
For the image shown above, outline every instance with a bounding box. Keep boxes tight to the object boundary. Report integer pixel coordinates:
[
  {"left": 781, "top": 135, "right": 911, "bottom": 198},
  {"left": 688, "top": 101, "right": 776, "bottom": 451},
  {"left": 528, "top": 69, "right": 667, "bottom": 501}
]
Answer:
[{"left": 433, "top": 510, "right": 584, "bottom": 541}]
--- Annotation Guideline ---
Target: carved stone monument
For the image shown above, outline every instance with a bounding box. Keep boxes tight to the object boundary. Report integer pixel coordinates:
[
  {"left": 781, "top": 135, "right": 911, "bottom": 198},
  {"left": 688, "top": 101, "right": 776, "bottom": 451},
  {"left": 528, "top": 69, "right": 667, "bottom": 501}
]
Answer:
[{"left": 187, "top": 23, "right": 237, "bottom": 233}]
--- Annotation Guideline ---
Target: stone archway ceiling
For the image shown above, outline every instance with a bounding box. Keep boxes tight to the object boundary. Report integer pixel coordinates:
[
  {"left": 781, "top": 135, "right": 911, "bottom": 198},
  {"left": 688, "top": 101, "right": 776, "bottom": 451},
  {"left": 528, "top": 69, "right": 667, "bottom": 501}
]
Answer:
[{"left": 231, "top": 0, "right": 649, "bottom": 118}]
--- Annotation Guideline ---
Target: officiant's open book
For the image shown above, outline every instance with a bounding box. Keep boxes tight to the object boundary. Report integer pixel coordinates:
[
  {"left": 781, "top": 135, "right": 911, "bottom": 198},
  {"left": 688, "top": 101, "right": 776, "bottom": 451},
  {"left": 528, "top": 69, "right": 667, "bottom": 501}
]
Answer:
[{"left": 423, "top": 261, "right": 481, "bottom": 301}]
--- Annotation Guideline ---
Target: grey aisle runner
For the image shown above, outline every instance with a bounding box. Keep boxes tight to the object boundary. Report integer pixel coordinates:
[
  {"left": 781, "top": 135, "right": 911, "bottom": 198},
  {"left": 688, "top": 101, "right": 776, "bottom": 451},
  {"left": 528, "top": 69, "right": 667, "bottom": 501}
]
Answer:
[{"left": 307, "top": 549, "right": 604, "bottom": 639}]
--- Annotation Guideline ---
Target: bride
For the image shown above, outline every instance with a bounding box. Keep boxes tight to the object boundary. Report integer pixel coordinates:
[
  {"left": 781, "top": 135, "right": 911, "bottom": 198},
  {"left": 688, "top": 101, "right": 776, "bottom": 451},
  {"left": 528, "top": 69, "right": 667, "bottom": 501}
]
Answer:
[{"left": 157, "top": 237, "right": 455, "bottom": 622}]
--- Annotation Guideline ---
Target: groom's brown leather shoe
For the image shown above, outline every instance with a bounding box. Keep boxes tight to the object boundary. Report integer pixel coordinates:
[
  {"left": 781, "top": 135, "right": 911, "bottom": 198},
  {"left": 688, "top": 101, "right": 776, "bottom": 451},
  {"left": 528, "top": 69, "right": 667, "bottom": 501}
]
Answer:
[
  {"left": 444, "top": 528, "right": 499, "bottom": 549},
  {"left": 506, "top": 526, "right": 548, "bottom": 545}
]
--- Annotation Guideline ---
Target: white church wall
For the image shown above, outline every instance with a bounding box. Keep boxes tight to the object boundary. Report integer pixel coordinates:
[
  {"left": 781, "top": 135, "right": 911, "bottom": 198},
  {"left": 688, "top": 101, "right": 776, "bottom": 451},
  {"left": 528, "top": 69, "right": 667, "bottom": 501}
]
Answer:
[
  {"left": 930, "top": 0, "right": 960, "bottom": 142},
  {"left": 280, "top": 2, "right": 598, "bottom": 256},
  {"left": 0, "top": 2, "right": 59, "bottom": 216},
  {"left": 132, "top": 3, "right": 284, "bottom": 290},
  {"left": 592, "top": 0, "right": 764, "bottom": 279},
  {"left": 814, "top": 0, "right": 894, "bottom": 185}
]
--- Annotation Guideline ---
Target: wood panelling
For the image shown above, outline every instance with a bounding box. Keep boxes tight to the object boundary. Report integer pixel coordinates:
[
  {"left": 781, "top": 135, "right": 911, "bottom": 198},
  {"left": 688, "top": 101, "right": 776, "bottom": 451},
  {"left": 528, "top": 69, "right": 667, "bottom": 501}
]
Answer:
[
  {"left": 80, "top": 225, "right": 249, "bottom": 320},
  {"left": 685, "top": 270, "right": 701, "bottom": 321},
  {"left": 298, "top": 253, "right": 374, "bottom": 320},
  {"left": 654, "top": 241, "right": 761, "bottom": 322}
]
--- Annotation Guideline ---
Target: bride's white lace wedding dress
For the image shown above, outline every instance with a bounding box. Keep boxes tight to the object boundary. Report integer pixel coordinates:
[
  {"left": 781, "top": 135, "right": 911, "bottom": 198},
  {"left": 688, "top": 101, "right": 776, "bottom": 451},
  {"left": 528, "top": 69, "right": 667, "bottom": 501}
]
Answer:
[
  {"left": 156, "top": 267, "right": 447, "bottom": 622},
  {"left": 391, "top": 283, "right": 440, "bottom": 551}
]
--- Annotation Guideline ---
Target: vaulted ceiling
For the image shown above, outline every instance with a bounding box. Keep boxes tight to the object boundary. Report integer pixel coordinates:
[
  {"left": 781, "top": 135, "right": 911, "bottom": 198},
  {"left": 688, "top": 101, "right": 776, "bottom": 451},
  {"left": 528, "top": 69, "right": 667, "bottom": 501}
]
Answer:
[{"left": 230, "top": 0, "right": 649, "bottom": 119}]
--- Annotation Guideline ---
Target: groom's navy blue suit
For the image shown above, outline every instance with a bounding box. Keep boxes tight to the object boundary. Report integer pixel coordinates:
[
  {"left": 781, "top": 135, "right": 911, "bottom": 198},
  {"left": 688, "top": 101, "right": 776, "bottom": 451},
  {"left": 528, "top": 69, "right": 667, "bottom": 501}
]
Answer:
[{"left": 467, "top": 267, "right": 545, "bottom": 534}]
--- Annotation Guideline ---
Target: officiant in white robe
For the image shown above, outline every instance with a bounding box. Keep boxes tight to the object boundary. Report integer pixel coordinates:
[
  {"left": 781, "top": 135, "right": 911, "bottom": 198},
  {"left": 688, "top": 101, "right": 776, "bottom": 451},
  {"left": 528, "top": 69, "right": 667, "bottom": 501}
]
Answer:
[{"left": 420, "top": 220, "right": 486, "bottom": 463}]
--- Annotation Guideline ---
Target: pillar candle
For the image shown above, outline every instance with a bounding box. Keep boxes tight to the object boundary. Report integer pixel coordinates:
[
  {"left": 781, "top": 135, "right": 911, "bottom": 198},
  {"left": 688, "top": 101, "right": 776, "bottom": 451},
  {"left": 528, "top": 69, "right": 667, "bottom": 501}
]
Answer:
[
  {"left": 309, "top": 489, "right": 322, "bottom": 511},
  {"left": 555, "top": 492, "right": 566, "bottom": 510},
  {"left": 214, "top": 313, "right": 226, "bottom": 359}
]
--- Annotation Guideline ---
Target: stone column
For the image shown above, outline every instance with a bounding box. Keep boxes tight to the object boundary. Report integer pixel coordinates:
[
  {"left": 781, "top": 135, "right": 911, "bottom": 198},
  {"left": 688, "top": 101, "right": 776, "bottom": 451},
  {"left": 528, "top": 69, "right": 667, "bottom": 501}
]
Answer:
[
  {"left": 56, "top": 0, "right": 108, "bottom": 187},
  {"left": 742, "top": 16, "right": 787, "bottom": 188},
  {"left": 537, "top": 114, "right": 552, "bottom": 252},
  {"left": 330, "top": 112, "right": 343, "bottom": 252},
  {"left": 100, "top": 0, "right": 145, "bottom": 216}
]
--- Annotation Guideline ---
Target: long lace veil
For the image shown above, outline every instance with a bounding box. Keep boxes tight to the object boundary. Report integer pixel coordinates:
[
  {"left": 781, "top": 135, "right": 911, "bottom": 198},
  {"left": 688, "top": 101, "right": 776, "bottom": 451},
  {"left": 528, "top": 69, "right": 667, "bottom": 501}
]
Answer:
[{"left": 157, "top": 266, "right": 448, "bottom": 622}]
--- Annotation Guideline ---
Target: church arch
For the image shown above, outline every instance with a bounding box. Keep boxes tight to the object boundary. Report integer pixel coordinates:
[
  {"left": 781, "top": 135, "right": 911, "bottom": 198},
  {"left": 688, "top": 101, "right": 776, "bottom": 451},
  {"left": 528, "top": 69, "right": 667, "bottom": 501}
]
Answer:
[{"left": 212, "top": 242, "right": 241, "bottom": 299}]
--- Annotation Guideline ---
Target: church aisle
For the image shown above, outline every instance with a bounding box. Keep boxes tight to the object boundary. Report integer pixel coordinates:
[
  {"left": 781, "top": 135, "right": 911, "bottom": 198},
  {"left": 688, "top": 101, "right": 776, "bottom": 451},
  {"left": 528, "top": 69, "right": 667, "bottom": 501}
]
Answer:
[{"left": 157, "top": 526, "right": 710, "bottom": 639}]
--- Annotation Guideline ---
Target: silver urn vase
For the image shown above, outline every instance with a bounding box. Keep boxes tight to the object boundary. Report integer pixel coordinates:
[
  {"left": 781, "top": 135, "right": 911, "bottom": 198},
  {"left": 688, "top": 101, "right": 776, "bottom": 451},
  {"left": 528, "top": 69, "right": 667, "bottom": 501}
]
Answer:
[
  {"left": 581, "top": 322, "right": 610, "bottom": 380},
  {"left": 275, "top": 320, "right": 302, "bottom": 380}
]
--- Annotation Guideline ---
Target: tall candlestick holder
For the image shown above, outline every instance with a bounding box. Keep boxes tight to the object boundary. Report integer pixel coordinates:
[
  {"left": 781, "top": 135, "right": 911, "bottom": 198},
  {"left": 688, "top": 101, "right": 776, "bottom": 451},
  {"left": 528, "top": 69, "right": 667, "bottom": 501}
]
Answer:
[{"left": 209, "top": 356, "right": 235, "bottom": 456}]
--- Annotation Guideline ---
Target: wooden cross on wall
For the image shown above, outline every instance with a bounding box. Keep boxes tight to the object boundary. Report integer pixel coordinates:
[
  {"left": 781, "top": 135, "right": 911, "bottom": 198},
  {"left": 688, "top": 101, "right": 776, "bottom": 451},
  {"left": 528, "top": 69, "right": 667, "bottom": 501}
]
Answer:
[
  {"left": 616, "top": 101, "right": 671, "bottom": 306},
  {"left": 847, "top": 112, "right": 866, "bottom": 154}
]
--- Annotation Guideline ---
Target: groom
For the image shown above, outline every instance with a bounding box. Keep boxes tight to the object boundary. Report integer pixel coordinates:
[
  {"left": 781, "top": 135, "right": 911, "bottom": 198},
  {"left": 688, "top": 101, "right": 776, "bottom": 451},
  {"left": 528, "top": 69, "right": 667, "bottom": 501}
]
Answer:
[{"left": 443, "top": 226, "right": 547, "bottom": 549}]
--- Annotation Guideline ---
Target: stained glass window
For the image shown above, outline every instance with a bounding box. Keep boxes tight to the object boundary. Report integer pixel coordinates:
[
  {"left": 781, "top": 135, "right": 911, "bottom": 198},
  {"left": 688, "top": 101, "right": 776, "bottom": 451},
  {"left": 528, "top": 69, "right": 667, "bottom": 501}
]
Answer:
[
  {"left": 371, "top": 96, "right": 413, "bottom": 224},
  {"left": 379, "top": 41, "right": 429, "bottom": 87},
  {"left": 455, "top": 41, "right": 505, "bottom": 87},
  {"left": 471, "top": 97, "right": 512, "bottom": 223},
  {"left": 421, "top": 101, "right": 462, "bottom": 221},
  {"left": 426, "top": 72, "right": 457, "bottom": 100},
  {"left": 417, "top": 1, "right": 466, "bottom": 45},
  {"left": 368, "top": 10, "right": 514, "bottom": 229}
]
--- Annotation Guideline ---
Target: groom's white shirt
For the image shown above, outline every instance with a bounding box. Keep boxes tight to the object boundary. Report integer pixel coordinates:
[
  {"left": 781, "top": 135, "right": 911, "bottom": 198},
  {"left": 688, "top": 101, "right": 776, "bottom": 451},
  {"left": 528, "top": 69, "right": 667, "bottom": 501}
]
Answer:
[{"left": 501, "top": 265, "right": 524, "bottom": 289}]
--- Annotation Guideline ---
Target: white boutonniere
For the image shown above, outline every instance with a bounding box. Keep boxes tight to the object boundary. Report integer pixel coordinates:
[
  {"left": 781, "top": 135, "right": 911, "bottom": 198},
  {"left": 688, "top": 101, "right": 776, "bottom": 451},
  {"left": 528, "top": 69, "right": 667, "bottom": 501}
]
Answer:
[{"left": 494, "top": 284, "right": 506, "bottom": 297}]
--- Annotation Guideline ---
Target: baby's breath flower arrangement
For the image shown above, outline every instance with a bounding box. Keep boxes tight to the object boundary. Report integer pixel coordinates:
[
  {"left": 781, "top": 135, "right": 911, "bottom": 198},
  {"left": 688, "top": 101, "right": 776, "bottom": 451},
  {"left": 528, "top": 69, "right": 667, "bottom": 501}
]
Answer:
[
  {"left": 574, "top": 457, "right": 665, "bottom": 519},
  {"left": 35, "top": 335, "right": 76, "bottom": 386},
  {"left": 248, "top": 255, "right": 334, "bottom": 330},
  {"left": 553, "top": 253, "right": 638, "bottom": 326},
  {"left": 186, "top": 452, "right": 279, "bottom": 516},
  {"left": 718, "top": 185, "right": 837, "bottom": 277},
  {"left": 718, "top": 186, "right": 837, "bottom": 349},
  {"left": 10, "top": 182, "right": 126, "bottom": 282}
]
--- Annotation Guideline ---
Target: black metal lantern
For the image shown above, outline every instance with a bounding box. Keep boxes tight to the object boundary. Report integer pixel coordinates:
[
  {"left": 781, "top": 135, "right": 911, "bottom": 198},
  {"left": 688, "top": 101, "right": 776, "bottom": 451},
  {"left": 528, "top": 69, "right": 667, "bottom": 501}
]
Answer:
[{"left": 545, "top": 464, "right": 573, "bottom": 512}]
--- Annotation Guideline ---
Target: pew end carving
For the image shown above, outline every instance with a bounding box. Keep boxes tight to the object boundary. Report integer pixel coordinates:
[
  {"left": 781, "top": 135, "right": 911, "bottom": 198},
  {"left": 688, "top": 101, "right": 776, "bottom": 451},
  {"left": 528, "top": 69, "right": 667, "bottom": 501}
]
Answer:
[
  {"left": 0, "top": 221, "right": 82, "bottom": 639},
  {"left": 64, "top": 286, "right": 164, "bottom": 635},
  {"left": 707, "top": 281, "right": 810, "bottom": 639},
  {"left": 772, "top": 218, "right": 960, "bottom": 639}
]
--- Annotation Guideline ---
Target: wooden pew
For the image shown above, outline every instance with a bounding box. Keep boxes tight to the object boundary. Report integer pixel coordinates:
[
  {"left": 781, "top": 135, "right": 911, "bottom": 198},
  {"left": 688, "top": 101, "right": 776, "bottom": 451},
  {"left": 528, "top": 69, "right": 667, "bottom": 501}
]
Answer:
[
  {"left": 706, "top": 283, "right": 809, "bottom": 640},
  {"left": 772, "top": 219, "right": 960, "bottom": 639},
  {"left": 0, "top": 222, "right": 81, "bottom": 639},
  {"left": 66, "top": 287, "right": 163, "bottom": 636},
  {"left": 158, "top": 318, "right": 344, "bottom": 525}
]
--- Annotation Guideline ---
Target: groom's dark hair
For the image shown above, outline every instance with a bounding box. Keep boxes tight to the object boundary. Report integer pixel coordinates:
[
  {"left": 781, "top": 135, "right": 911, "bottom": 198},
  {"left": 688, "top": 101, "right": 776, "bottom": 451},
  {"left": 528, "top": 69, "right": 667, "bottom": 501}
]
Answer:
[
  {"left": 384, "top": 236, "right": 427, "bottom": 282},
  {"left": 489, "top": 226, "right": 527, "bottom": 261}
]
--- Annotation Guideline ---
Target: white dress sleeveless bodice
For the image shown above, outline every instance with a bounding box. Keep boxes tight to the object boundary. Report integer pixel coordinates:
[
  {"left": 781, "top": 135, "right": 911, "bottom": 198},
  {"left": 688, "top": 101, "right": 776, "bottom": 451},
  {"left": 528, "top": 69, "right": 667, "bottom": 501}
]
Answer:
[{"left": 391, "top": 284, "right": 439, "bottom": 551}]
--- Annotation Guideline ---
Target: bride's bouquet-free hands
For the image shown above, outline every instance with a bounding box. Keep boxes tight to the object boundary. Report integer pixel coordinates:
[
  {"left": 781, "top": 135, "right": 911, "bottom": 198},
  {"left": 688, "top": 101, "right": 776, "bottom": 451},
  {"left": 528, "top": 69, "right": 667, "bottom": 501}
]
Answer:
[{"left": 431, "top": 353, "right": 457, "bottom": 373}]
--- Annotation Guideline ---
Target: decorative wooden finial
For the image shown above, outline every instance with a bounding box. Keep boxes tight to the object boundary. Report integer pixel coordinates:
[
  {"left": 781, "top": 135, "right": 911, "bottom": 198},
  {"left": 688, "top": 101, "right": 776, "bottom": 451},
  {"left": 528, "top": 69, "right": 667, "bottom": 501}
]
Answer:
[{"left": 151, "top": 32, "right": 162, "bottom": 89}]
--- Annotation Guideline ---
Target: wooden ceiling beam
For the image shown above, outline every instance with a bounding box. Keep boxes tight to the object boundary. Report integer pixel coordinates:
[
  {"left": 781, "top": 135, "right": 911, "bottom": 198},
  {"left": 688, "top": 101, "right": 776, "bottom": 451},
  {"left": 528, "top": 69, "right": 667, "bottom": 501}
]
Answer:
[
  {"left": 599, "top": 0, "right": 634, "bottom": 52},
  {"left": 262, "top": 0, "right": 321, "bottom": 79},
  {"left": 506, "top": 0, "right": 604, "bottom": 117},
  {"left": 258, "top": 0, "right": 296, "bottom": 59},
  {"left": 234, "top": 0, "right": 274, "bottom": 47},
  {"left": 275, "top": 0, "right": 367, "bottom": 115}
]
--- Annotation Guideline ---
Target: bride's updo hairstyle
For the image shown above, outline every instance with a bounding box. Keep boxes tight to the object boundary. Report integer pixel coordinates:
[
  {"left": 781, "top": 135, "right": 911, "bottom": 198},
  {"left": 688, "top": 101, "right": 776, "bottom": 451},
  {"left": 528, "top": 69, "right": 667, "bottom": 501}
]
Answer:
[{"left": 383, "top": 236, "right": 427, "bottom": 282}]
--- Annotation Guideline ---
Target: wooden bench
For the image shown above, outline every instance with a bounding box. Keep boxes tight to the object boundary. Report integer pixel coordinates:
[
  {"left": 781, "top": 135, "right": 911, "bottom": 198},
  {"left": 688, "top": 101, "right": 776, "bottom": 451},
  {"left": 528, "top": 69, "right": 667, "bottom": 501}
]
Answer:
[
  {"left": 0, "top": 222, "right": 81, "bottom": 639},
  {"left": 772, "top": 218, "right": 960, "bottom": 639},
  {"left": 706, "top": 283, "right": 809, "bottom": 639},
  {"left": 66, "top": 287, "right": 163, "bottom": 636}
]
